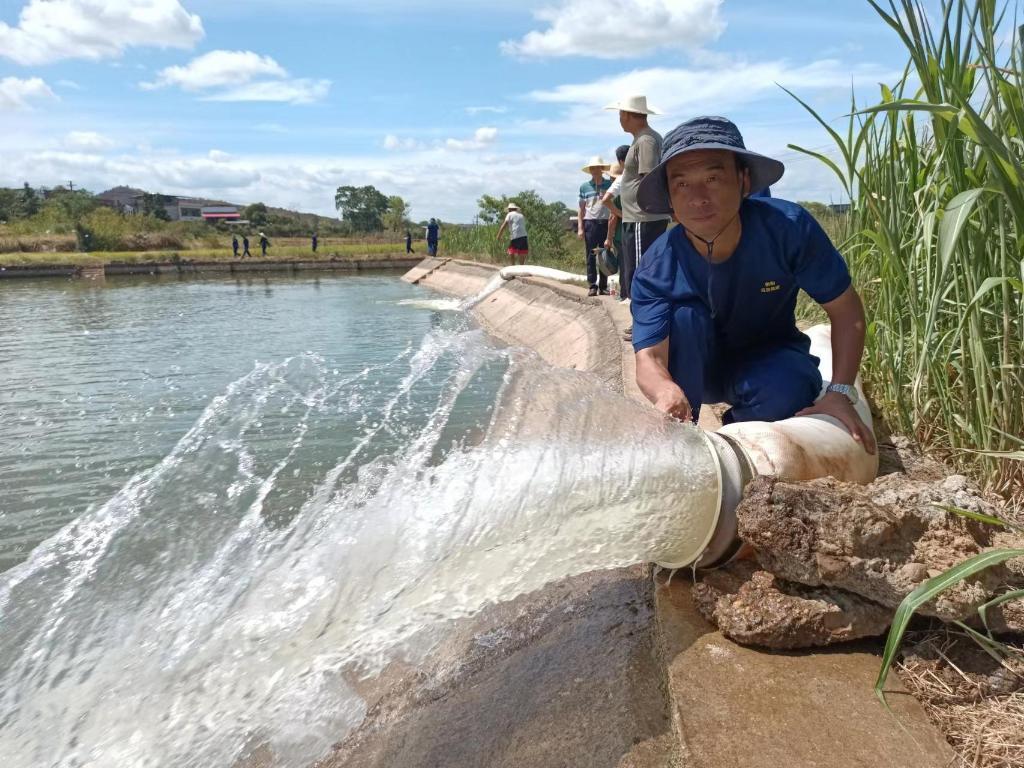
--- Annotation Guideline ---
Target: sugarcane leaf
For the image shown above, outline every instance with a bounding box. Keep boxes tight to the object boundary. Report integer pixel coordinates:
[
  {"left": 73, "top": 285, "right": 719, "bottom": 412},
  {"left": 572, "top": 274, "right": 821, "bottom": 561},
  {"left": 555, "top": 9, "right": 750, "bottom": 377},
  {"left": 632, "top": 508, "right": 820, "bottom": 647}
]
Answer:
[{"left": 876, "top": 548, "right": 1024, "bottom": 703}]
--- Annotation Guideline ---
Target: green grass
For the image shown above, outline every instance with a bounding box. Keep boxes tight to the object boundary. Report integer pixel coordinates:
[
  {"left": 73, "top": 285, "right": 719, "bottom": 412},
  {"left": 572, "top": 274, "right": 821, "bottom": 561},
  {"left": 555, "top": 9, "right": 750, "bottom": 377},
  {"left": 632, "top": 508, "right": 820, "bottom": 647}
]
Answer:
[{"left": 443, "top": 223, "right": 621, "bottom": 273}]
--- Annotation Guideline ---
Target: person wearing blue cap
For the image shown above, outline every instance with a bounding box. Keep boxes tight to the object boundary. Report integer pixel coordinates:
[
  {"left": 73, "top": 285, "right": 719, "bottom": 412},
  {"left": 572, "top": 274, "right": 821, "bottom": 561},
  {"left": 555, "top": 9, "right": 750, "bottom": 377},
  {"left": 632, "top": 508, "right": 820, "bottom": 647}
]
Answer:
[{"left": 630, "top": 116, "right": 875, "bottom": 453}]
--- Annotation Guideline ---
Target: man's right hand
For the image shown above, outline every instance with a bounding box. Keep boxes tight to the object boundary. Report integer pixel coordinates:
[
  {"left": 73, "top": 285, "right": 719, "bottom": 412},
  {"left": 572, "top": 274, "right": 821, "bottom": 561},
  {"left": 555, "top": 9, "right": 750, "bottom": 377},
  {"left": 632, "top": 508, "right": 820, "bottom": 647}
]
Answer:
[
  {"left": 652, "top": 382, "right": 692, "bottom": 422},
  {"left": 577, "top": 230, "right": 584, "bottom": 240}
]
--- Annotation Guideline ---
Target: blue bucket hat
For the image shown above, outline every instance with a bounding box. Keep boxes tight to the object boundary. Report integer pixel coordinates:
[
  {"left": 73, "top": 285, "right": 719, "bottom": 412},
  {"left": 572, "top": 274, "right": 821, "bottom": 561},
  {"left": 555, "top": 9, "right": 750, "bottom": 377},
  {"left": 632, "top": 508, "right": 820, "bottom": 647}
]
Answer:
[{"left": 638, "top": 116, "right": 785, "bottom": 215}]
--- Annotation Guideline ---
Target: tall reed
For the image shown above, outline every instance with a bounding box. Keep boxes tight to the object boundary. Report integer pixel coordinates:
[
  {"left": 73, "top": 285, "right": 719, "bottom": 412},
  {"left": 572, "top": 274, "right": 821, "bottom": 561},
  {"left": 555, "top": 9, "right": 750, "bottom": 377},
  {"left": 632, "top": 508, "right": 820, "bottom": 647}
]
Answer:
[{"left": 791, "top": 0, "right": 1024, "bottom": 498}]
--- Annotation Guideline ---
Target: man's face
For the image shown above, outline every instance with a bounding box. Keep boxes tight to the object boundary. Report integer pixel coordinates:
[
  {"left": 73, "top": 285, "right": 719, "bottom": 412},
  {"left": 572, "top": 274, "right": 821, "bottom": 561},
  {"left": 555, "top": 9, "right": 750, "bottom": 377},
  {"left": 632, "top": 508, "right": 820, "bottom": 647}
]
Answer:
[
  {"left": 666, "top": 149, "right": 749, "bottom": 239},
  {"left": 618, "top": 110, "right": 635, "bottom": 132}
]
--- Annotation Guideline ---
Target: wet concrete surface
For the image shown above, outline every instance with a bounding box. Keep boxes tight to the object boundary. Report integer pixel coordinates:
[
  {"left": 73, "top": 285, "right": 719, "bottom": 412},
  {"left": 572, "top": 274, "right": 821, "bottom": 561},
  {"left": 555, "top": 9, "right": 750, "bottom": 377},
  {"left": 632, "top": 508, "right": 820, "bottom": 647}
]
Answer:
[
  {"left": 656, "top": 577, "right": 955, "bottom": 767},
  {"left": 320, "top": 567, "right": 678, "bottom": 768}
]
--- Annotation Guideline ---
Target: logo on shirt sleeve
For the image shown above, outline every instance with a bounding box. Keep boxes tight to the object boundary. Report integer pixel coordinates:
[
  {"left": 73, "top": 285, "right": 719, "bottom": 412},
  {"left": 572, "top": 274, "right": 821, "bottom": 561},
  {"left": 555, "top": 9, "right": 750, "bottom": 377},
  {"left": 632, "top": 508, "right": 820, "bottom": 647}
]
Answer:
[{"left": 760, "top": 279, "right": 781, "bottom": 294}]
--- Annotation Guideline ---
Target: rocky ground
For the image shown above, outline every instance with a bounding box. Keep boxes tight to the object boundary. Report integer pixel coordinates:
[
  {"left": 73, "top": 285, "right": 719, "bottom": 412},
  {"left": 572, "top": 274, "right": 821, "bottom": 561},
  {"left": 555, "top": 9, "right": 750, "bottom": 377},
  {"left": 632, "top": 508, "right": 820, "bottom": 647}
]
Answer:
[{"left": 691, "top": 436, "right": 1024, "bottom": 766}]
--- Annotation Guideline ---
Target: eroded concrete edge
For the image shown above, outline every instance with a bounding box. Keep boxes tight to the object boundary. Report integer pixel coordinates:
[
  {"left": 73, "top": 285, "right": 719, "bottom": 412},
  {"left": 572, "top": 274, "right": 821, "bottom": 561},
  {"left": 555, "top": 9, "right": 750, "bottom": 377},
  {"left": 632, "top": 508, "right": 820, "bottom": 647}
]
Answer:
[{"left": 404, "top": 257, "right": 955, "bottom": 767}]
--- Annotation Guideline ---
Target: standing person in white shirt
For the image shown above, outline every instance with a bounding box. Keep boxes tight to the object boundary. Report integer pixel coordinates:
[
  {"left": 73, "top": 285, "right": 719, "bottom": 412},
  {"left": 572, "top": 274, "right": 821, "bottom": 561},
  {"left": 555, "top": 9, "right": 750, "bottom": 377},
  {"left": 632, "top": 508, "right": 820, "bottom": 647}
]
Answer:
[{"left": 496, "top": 203, "right": 529, "bottom": 265}]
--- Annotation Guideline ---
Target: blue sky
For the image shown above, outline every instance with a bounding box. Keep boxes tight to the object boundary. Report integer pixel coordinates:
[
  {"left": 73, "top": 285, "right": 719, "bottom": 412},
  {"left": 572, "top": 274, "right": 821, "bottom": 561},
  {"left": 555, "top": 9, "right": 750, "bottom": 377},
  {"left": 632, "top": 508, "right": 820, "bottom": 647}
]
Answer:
[{"left": 0, "top": 0, "right": 911, "bottom": 221}]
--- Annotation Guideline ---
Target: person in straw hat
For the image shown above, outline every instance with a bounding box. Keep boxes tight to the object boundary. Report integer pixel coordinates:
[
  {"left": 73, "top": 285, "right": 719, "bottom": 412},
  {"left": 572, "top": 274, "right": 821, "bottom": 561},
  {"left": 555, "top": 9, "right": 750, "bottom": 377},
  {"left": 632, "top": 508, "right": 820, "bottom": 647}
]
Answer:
[
  {"left": 604, "top": 96, "right": 672, "bottom": 325},
  {"left": 630, "top": 115, "right": 875, "bottom": 453},
  {"left": 496, "top": 202, "right": 529, "bottom": 265},
  {"left": 577, "top": 155, "right": 613, "bottom": 296}
]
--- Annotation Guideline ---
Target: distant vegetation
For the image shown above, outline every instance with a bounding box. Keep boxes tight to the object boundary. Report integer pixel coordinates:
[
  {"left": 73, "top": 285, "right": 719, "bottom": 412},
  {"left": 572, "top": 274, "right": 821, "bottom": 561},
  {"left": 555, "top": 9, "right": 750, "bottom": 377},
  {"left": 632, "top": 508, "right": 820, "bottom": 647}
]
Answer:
[{"left": 0, "top": 183, "right": 413, "bottom": 256}]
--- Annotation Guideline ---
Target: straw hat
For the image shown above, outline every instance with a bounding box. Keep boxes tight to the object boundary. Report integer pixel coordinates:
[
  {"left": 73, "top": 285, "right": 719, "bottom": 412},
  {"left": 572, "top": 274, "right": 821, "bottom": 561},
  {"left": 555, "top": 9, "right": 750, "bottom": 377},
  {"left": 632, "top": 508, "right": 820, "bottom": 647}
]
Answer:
[
  {"left": 507, "top": 203, "right": 520, "bottom": 211},
  {"left": 608, "top": 160, "right": 624, "bottom": 178},
  {"left": 581, "top": 155, "right": 610, "bottom": 173},
  {"left": 603, "top": 95, "right": 660, "bottom": 115}
]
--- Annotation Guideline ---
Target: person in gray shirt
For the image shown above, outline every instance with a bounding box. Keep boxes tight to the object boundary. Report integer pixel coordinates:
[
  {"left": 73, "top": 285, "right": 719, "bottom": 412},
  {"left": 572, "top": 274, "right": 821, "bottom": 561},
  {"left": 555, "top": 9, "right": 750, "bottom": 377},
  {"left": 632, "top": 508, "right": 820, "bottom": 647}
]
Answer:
[{"left": 604, "top": 96, "right": 672, "bottom": 337}]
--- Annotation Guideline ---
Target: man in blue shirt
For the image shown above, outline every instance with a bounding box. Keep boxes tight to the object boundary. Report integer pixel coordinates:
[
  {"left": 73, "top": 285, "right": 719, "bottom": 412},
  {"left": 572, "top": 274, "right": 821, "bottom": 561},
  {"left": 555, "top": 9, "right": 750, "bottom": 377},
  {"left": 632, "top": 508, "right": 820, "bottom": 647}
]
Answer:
[
  {"left": 426, "top": 218, "right": 440, "bottom": 257},
  {"left": 631, "top": 116, "right": 874, "bottom": 453}
]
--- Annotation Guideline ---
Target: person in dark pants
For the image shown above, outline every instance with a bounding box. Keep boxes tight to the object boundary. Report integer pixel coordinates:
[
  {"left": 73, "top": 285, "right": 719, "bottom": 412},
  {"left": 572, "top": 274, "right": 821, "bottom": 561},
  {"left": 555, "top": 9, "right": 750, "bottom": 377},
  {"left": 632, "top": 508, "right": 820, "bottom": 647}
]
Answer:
[
  {"left": 601, "top": 144, "right": 630, "bottom": 292},
  {"left": 232, "top": 234, "right": 239, "bottom": 258},
  {"left": 311, "top": 233, "right": 318, "bottom": 252},
  {"left": 425, "top": 219, "right": 440, "bottom": 257},
  {"left": 405, "top": 230, "right": 414, "bottom": 254},
  {"left": 604, "top": 95, "right": 671, "bottom": 339},
  {"left": 631, "top": 115, "right": 875, "bottom": 454},
  {"left": 242, "top": 235, "right": 251, "bottom": 258},
  {"left": 577, "top": 155, "right": 613, "bottom": 296},
  {"left": 259, "top": 232, "right": 270, "bottom": 257}
]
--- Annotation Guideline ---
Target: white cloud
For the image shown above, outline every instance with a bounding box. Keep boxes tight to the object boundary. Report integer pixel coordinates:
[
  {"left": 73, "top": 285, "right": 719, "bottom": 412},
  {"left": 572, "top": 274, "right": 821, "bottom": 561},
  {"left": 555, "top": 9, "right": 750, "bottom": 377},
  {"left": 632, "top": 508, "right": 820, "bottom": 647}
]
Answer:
[
  {"left": 501, "top": 0, "right": 724, "bottom": 59},
  {"left": 64, "top": 130, "right": 114, "bottom": 150},
  {"left": 56, "top": 79, "right": 81, "bottom": 90},
  {"left": 465, "top": 105, "right": 507, "bottom": 115},
  {"left": 0, "top": 0, "right": 203, "bottom": 65},
  {"left": 202, "top": 78, "right": 330, "bottom": 104},
  {"left": 383, "top": 134, "right": 421, "bottom": 151},
  {"left": 142, "top": 50, "right": 287, "bottom": 91},
  {"left": 521, "top": 59, "right": 900, "bottom": 135},
  {"left": 140, "top": 50, "right": 330, "bottom": 103},
  {"left": 445, "top": 126, "right": 499, "bottom": 150},
  {"left": 208, "top": 149, "right": 232, "bottom": 161},
  {"left": 0, "top": 76, "right": 57, "bottom": 110}
]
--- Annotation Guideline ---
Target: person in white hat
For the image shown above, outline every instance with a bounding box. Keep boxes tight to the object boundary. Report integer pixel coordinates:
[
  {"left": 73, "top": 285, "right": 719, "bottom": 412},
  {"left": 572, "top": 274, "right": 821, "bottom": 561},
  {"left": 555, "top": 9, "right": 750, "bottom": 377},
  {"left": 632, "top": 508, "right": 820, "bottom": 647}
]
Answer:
[
  {"left": 604, "top": 96, "right": 671, "bottom": 337},
  {"left": 496, "top": 202, "right": 529, "bottom": 265},
  {"left": 577, "top": 155, "right": 613, "bottom": 296}
]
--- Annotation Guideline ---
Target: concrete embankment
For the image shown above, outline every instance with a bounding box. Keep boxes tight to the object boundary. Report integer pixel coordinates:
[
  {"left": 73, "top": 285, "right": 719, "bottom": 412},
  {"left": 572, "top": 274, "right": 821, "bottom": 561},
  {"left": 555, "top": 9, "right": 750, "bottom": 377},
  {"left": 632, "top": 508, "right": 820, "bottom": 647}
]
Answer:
[
  {"left": 0, "top": 255, "right": 419, "bottom": 280},
  {"left": 322, "top": 257, "right": 955, "bottom": 768}
]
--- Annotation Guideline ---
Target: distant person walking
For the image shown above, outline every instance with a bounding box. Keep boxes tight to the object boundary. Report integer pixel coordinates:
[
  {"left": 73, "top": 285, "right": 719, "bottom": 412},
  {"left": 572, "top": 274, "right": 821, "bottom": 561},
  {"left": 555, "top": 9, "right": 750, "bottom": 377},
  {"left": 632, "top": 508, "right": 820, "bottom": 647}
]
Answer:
[
  {"left": 605, "top": 95, "right": 671, "bottom": 338},
  {"left": 232, "top": 234, "right": 239, "bottom": 259},
  {"left": 426, "top": 218, "right": 440, "bottom": 257},
  {"left": 496, "top": 203, "right": 528, "bottom": 265},
  {"left": 242, "top": 235, "right": 251, "bottom": 258},
  {"left": 311, "top": 233, "right": 318, "bottom": 253},
  {"left": 259, "top": 232, "right": 270, "bottom": 257},
  {"left": 578, "top": 155, "right": 613, "bottom": 296},
  {"left": 405, "top": 229, "right": 414, "bottom": 254}
]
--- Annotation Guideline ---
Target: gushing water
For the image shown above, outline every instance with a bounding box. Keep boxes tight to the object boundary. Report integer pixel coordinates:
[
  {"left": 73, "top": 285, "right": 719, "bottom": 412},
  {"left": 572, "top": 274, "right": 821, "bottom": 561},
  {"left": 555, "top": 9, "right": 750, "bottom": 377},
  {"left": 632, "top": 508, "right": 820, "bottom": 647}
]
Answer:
[{"left": 0, "top": 291, "right": 718, "bottom": 767}]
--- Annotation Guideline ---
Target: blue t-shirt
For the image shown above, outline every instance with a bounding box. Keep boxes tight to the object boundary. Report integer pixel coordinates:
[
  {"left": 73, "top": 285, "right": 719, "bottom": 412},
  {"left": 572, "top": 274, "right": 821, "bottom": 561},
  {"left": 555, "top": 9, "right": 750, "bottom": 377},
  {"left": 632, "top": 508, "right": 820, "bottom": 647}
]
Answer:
[
  {"left": 426, "top": 222, "right": 439, "bottom": 242},
  {"left": 631, "top": 198, "right": 851, "bottom": 355}
]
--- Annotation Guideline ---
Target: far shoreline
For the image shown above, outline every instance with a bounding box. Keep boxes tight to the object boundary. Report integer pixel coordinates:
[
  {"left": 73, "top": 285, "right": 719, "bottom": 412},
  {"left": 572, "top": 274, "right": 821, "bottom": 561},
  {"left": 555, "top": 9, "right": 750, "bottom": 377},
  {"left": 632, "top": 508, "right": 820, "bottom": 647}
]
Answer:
[{"left": 0, "top": 252, "right": 423, "bottom": 280}]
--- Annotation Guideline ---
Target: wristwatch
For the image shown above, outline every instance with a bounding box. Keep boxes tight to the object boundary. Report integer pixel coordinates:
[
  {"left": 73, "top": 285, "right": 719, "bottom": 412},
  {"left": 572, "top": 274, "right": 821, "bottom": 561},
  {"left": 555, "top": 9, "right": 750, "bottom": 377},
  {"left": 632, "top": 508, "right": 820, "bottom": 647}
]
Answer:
[{"left": 826, "top": 382, "right": 859, "bottom": 404}]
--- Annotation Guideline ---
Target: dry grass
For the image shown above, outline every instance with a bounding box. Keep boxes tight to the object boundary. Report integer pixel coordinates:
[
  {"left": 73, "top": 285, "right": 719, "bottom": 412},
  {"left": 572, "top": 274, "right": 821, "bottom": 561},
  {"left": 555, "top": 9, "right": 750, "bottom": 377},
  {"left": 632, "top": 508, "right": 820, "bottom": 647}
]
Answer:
[
  {"left": 898, "top": 629, "right": 1024, "bottom": 767},
  {"left": 0, "top": 233, "right": 77, "bottom": 253}
]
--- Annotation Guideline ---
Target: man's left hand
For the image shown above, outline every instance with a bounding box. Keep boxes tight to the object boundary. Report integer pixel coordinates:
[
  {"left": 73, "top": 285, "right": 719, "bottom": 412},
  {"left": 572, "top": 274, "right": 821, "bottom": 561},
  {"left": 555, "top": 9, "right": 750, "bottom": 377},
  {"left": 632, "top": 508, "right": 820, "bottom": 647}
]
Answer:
[{"left": 795, "top": 391, "right": 877, "bottom": 454}]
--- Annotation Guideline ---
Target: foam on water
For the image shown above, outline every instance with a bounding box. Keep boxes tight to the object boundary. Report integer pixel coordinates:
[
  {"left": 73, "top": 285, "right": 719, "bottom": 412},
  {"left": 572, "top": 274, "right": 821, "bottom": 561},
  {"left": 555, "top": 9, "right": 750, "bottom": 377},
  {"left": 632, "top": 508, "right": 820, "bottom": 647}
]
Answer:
[
  {"left": 0, "top": 317, "right": 718, "bottom": 768},
  {"left": 395, "top": 298, "right": 463, "bottom": 312}
]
